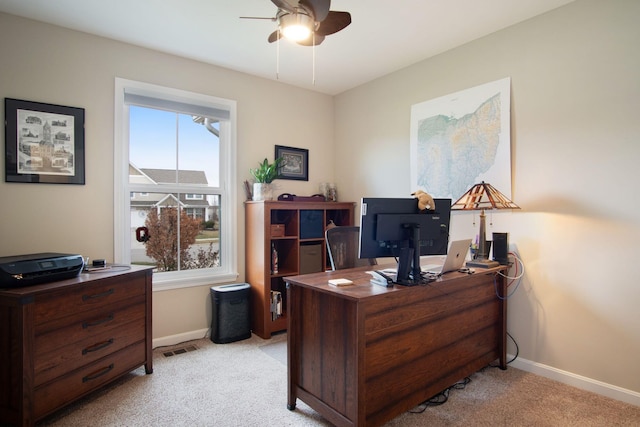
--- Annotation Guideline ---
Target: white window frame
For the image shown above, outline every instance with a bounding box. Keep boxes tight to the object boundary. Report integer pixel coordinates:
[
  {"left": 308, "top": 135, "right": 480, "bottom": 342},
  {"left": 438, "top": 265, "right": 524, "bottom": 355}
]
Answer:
[{"left": 114, "top": 78, "right": 238, "bottom": 291}]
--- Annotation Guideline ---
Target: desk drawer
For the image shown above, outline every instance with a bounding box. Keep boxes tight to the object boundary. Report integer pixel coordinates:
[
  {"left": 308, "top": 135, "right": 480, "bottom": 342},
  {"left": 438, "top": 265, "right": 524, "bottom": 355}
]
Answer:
[
  {"left": 34, "top": 341, "right": 146, "bottom": 419},
  {"left": 34, "top": 274, "right": 146, "bottom": 326},
  {"left": 34, "top": 317, "right": 145, "bottom": 386}
]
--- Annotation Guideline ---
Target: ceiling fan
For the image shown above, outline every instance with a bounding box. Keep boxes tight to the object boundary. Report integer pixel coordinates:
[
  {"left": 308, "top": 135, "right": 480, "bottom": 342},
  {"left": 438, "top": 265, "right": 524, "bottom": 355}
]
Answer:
[{"left": 242, "top": 0, "right": 352, "bottom": 46}]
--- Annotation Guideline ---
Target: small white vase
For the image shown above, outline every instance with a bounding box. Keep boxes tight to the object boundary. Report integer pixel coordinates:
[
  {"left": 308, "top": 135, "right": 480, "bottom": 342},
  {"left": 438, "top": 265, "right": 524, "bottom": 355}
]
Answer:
[{"left": 253, "top": 183, "right": 273, "bottom": 201}]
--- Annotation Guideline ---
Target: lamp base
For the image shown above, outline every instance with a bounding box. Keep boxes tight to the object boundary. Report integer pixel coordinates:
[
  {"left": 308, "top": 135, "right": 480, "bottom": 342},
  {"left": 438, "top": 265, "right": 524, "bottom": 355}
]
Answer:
[{"left": 466, "top": 258, "right": 499, "bottom": 268}]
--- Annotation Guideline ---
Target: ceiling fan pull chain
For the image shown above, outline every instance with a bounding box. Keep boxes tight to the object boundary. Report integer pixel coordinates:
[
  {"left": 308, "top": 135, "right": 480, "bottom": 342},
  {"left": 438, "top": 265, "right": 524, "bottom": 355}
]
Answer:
[
  {"left": 312, "top": 33, "right": 316, "bottom": 85},
  {"left": 276, "top": 30, "right": 280, "bottom": 80}
]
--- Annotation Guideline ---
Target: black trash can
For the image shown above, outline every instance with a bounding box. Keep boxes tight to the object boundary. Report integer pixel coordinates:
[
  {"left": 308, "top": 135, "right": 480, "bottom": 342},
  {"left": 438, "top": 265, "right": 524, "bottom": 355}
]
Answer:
[{"left": 210, "top": 283, "right": 251, "bottom": 344}]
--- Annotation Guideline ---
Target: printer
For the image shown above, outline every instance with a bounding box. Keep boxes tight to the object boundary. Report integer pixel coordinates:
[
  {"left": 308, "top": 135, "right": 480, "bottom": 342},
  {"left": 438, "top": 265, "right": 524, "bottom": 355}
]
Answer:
[{"left": 0, "top": 253, "right": 84, "bottom": 288}]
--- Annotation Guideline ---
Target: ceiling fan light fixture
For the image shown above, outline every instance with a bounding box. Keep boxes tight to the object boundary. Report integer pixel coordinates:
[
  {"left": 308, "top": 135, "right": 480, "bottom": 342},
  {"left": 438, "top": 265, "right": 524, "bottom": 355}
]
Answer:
[{"left": 279, "top": 12, "right": 314, "bottom": 41}]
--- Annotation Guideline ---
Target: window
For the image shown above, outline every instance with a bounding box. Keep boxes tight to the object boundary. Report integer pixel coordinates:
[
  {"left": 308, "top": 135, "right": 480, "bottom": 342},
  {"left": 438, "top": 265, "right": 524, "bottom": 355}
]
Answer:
[{"left": 114, "top": 79, "right": 237, "bottom": 290}]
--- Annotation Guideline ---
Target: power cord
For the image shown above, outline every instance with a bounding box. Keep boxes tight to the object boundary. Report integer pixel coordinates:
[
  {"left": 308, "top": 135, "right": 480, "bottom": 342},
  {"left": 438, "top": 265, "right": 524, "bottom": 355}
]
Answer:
[
  {"left": 409, "top": 377, "right": 471, "bottom": 413},
  {"left": 491, "top": 252, "right": 522, "bottom": 364},
  {"left": 497, "top": 251, "right": 525, "bottom": 281},
  {"left": 494, "top": 251, "right": 524, "bottom": 300},
  {"left": 486, "top": 331, "right": 520, "bottom": 367},
  {"left": 506, "top": 331, "right": 520, "bottom": 364},
  {"left": 409, "top": 333, "right": 521, "bottom": 415}
]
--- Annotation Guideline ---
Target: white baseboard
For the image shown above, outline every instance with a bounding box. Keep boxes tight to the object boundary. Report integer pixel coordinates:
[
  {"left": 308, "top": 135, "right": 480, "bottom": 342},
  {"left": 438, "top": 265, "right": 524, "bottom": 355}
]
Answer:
[
  {"left": 509, "top": 355, "right": 640, "bottom": 407},
  {"left": 152, "top": 328, "right": 210, "bottom": 349}
]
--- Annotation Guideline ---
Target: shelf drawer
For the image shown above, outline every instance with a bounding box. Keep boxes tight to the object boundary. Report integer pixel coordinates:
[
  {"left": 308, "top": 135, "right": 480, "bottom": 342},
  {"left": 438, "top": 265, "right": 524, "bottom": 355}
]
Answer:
[
  {"left": 34, "top": 274, "right": 146, "bottom": 326},
  {"left": 34, "top": 315, "right": 145, "bottom": 386},
  {"left": 34, "top": 341, "right": 146, "bottom": 419}
]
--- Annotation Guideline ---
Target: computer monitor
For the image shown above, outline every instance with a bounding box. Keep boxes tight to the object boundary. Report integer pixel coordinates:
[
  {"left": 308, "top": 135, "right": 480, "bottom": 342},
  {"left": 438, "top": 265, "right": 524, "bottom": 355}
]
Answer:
[{"left": 359, "top": 197, "right": 451, "bottom": 284}]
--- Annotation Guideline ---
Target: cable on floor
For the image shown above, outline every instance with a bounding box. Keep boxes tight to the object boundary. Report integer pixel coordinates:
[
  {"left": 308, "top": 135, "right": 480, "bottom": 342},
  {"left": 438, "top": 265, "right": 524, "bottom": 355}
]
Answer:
[{"left": 409, "top": 377, "right": 471, "bottom": 413}]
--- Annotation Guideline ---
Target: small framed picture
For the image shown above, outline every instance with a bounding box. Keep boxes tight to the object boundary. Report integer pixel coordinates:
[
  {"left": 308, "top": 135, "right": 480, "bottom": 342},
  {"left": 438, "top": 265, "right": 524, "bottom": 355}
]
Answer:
[
  {"left": 275, "top": 145, "right": 308, "bottom": 181},
  {"left": 5, "top": 98, "right": 85, "bottom": 184}
]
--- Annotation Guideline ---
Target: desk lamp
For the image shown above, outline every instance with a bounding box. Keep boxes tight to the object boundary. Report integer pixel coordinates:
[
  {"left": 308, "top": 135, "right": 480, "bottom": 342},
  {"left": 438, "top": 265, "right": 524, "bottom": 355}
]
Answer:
[{"left": 451, "top": 181, "right": 520, "bottom": 268}]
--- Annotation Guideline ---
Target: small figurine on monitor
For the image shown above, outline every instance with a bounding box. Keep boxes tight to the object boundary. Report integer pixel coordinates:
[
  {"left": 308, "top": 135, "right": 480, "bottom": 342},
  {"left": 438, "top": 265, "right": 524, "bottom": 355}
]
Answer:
[{"left": 411, "top": 190, "right": 435, "bottom": 212}]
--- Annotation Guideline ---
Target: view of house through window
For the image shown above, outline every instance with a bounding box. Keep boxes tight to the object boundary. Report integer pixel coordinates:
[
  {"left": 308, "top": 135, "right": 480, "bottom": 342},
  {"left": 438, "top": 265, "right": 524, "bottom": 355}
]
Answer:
[{"left": 128, "top": 106, "right": 222, "bottom": 272}]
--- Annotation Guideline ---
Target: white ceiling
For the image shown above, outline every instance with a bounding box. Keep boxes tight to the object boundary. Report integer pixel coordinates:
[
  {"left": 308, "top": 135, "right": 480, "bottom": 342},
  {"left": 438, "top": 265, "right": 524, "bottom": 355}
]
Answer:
[{"left": 0, "top": 0, "right": 575, "bottom": 95}]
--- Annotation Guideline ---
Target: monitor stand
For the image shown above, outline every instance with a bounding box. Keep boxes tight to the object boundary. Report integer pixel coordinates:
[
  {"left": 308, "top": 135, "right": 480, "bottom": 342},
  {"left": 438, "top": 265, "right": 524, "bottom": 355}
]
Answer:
[
  {"left": 396, "top": 247, "right": 414, "bottom": 285},
  {"left": 395, "top": 229, "right": 434, "bottom": 286}
]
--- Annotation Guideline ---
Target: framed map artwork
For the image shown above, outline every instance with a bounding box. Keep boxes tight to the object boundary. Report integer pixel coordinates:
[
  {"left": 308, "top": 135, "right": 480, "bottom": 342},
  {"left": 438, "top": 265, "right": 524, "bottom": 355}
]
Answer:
[{"left": 409, "top": 77, "right": 511, "bottom": 200}]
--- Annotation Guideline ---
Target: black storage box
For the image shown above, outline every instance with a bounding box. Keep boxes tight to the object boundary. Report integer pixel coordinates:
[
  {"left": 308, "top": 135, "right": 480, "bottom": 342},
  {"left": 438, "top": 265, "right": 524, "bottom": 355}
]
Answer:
[
  {"left": 210, "top": 283, "right": 251, "bottom": 344},
  {"left": 300, "top": 209, "right": 324, "bottom": 239}
]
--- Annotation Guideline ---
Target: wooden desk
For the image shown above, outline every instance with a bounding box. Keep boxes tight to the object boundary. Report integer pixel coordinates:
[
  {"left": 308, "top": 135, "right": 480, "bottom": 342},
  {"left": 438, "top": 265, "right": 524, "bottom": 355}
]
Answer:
[{"left": 285, "top": 265, "right": 507, "bottom": 427}]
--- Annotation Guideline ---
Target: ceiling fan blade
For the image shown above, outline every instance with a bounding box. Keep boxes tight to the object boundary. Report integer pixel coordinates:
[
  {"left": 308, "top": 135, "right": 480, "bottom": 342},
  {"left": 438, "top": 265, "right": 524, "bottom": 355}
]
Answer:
[
  {"left": 268, "top": 29, "right": 281, "bottom": 43},
  {"left": 240, "top": 16, "right": 275, "bottom": 20},
  {"left": 299, "top": 0, "right": 330, "bottom": 22},
  {"left": 271, "top": 0, "right": 297, "bottom": 14},
  {"left": 316, "top": 11, "right": 351, "bottom": 36},
  {"left": 296, "top": 33, "right": 326, "bottom": 46}
]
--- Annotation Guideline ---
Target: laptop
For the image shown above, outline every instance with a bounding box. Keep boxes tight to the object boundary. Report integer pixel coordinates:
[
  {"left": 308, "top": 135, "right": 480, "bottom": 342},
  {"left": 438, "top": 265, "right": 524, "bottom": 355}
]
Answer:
[{"left": 421, "top": 239, "right": 472, "bottom": 275}]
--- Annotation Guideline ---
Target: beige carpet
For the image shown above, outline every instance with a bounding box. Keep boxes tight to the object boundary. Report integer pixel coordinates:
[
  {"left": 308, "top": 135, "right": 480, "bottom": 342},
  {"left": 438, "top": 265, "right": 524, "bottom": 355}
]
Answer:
[{"left": 38, "top": 333, "right": 640, "bottom": 426}]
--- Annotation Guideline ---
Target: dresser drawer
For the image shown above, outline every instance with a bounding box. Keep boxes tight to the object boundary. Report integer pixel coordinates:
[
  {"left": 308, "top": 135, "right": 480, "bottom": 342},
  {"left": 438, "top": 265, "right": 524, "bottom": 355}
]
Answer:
[
  {"left": 34, "top": 274, "right": 146, "bottom": 326},
  {"left": 34, "top": 341, "right": 146, "bottom": 419},
  {"left": 34, "top": 316, "right": 145, "bottom": 387},
  {"left": 35, "top": 295, "right": 145, "bottom": 350}
]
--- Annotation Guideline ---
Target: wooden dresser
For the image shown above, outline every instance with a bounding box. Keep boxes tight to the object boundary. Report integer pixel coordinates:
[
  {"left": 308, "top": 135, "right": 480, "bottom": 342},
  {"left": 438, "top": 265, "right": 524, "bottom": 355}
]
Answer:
[{"left": 0, "top": 265, "right": 153, "bottom": 426}]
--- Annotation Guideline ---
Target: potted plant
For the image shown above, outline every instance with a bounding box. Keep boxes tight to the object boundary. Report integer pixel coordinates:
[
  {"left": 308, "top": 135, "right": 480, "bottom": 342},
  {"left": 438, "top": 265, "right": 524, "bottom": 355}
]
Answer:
[{"left": 250, "top": 157, "right": 283, "bottom": 201}]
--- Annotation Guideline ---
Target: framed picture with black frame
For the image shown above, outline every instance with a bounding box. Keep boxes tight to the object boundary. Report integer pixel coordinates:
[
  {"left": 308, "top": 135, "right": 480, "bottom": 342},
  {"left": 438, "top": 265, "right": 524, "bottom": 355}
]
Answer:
[
  {"left": 5, "top": 98, "right": 85, "bottom": 184},
  {"left": 275, "top": 145, "right": 308, "bottom": 181}
]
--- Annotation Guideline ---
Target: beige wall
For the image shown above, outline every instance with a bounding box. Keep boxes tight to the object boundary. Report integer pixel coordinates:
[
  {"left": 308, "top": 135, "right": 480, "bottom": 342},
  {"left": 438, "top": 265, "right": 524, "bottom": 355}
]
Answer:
[
  {"left": 1, "top": 0, "right": 639, "bottom": 403},
  {"left": 335, "top": 0, "right": 640, "bottom": 400},
  {"left": 0, "top": 13, "right": 331, "bottom": 343}
]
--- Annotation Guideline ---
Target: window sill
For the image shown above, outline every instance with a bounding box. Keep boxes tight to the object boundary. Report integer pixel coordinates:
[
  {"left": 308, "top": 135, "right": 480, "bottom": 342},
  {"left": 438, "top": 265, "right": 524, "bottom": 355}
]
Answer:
[{"left": 151, "top": 270, "right": 240, "bottom": 292}]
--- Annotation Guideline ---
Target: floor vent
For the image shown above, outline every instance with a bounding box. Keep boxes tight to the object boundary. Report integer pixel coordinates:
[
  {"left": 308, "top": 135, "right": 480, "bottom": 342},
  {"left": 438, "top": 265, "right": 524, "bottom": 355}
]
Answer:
[{"left": 162, "top": 344, "right": 198, "bottom": 357}]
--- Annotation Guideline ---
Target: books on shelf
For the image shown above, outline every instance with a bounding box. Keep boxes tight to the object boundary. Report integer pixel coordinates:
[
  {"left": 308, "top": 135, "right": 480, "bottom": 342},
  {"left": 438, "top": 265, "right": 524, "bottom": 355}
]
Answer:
[{"left": 270, "top": 290, "right": 282, "bottom": 321}]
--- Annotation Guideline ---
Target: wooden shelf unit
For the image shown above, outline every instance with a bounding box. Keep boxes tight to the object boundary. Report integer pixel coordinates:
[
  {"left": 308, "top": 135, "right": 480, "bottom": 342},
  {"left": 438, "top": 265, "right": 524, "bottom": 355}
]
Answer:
[
  {"left": 245, "top": 200, "right": 355, "bottom": 338},
  {"left": 0, "top": 266, "right": 153, "bottom": 427}
]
